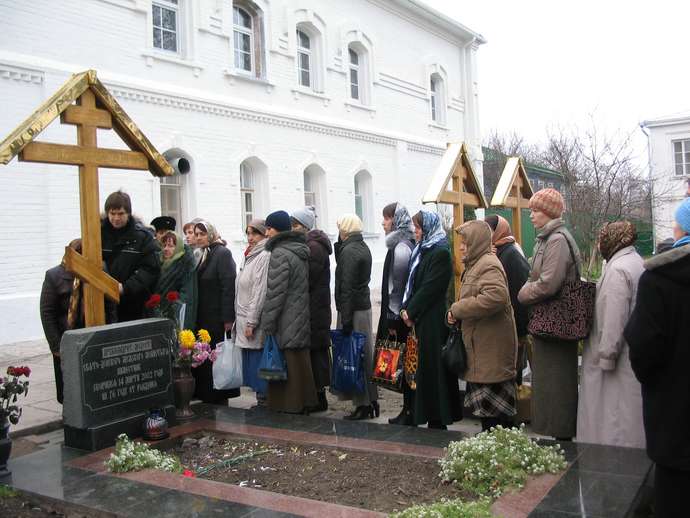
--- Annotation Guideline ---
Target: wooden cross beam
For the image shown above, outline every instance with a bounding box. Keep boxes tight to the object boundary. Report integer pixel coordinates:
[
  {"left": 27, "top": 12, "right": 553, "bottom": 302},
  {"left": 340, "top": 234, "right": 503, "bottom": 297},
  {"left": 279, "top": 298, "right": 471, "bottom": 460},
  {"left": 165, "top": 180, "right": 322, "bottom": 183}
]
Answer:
[
  {"left": 18, "top": 89, "right": 150, "bottom": 326},
  {"left": 422, "top": 142, "right": 488, "bottom": 297},
  {"left": 490, "top": 156, "right": 534, "bottom": 247}
]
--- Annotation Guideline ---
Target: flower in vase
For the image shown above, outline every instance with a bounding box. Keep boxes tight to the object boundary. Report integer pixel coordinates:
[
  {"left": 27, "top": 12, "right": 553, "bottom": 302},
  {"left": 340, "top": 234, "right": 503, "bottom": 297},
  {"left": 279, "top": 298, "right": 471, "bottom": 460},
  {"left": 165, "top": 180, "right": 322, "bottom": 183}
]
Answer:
[
  {"left": 179, "top": 330, "right": 196, "bottom": 350},
  {"left": 197, "top": 329, "right": 211, "bottom": 344}
]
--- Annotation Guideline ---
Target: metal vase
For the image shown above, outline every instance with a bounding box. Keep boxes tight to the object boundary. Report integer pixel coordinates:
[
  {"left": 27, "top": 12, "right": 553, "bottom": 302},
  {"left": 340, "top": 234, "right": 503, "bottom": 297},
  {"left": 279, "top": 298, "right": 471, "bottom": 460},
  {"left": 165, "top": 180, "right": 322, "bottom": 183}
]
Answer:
[{"left": 173, "top": 366, "right": 196, "bottom": 420}]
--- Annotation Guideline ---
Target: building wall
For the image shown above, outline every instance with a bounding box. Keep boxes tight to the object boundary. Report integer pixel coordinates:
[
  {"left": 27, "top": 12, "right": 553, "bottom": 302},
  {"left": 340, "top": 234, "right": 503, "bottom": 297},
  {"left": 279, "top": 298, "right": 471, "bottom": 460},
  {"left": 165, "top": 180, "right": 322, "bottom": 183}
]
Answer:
[
  {"left": 0, "top": 0, "right": 483, "bottom": 343},
  {"left": 647, "top": 118, "right": 690, "bottom": 242}
]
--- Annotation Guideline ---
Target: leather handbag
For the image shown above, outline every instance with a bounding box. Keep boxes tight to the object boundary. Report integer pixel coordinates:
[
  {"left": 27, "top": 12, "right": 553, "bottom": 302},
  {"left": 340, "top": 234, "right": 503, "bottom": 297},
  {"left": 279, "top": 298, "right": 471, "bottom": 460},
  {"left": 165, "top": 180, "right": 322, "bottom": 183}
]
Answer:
[
  {"left": 527, "top": 232, "right": 596, "bottom": 341},
  {"left": 403, "top": 328, "right": 418, "bottom": 390},
  {"left": 441, "top": 325, "right": 466, "bottom": 377},
  {"left": 371, "top": 333, "right": 406, "bottom": 393}
]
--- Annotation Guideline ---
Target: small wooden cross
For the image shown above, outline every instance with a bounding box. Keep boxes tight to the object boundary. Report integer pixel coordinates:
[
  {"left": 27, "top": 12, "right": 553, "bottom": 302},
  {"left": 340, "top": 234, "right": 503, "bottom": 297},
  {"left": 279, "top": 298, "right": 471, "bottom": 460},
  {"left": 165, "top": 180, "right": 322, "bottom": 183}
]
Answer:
[
  {"left": 422, "top": 143, "right": 488, "bottom": 296},
  {"left": 490, "top": 156, "right": 534, "bottom": 246}
]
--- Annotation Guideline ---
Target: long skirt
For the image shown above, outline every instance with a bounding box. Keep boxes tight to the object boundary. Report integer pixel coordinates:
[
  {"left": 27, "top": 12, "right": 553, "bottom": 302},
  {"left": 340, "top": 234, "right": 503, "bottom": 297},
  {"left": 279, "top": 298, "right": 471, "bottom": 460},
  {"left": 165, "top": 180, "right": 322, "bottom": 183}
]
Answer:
[
  {"left": 310, "top": 348, "right": 331, "bottom": 391},
  {"left": 465, "top": 381, "right": 517, "bottom": 418},
  {"left": 335, "top": 309, "right": 379, "bottom": 407},
  {"left": 531, "top": 336, "right": 578, "bottom": 438},
  {"left": 241, "top": 348, "right": 267, "bottom": 396},
  {"left": 266, "top": 349, "right": 318, "bottom": 413}
]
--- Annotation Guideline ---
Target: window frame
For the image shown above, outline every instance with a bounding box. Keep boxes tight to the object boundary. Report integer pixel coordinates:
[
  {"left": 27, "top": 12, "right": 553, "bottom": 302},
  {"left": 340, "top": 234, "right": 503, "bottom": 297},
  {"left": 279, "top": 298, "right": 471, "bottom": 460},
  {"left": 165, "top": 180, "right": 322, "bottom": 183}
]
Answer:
[
  {"left": 152, "top": 0, "right": 181, "bottom": 55},
  {"left": 353, "top": 170, "right": 373, "bottom": 232},
  {"left": 673, "top": 139, "right": 690, "bottom": 177},
  {"left": 296, "top": 28, "right": 312, "bottom": 89},
  {"left": 233, "top": 5, "right": 254, "bottom": 75},
  {"left": 429, "top": 73, "right": 446, "bottom": 125},
  {"left": 240, "top": 161, "right": 255, "bottom": 229},
  {"left": 349, "top": 47, "right": 360, "bottom": 101}
]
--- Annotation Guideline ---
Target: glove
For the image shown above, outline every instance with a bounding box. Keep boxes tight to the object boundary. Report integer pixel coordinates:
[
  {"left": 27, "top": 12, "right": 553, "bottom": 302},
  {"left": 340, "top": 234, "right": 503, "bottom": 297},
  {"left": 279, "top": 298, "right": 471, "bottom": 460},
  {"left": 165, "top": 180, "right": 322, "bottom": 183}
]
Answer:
[{"left": 342, "top": 323, "right": 353, "bottom": 336}]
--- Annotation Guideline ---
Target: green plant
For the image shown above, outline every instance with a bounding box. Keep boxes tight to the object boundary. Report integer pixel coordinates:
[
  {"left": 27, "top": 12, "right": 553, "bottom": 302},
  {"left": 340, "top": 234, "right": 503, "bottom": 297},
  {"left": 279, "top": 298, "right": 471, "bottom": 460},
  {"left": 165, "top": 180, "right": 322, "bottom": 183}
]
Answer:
[
  {"left": 105, "top": 434, "right": 181, "bottom": 473},
  {"left": 0, "top": 484, "right": 18, "bottom": 498},
  {"left": 439, "top": 425, "right": 567, "bottom": 499},
  {"left": 390, "top": 497, "right": 495, "bottom": 518}
]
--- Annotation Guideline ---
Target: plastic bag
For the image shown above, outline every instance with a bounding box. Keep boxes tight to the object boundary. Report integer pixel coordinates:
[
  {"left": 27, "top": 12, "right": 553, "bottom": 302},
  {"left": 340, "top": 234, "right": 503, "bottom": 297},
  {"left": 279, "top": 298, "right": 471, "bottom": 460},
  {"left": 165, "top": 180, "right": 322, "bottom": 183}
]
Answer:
[
  {"left": 330, "top": 330, "right": 365, "bottom": 394},
  {"left": 213, "top": 335, "right": 243, "bottom": 390},
  {"left": 258, "top": 335, "right": 287, "bottom": 381}
]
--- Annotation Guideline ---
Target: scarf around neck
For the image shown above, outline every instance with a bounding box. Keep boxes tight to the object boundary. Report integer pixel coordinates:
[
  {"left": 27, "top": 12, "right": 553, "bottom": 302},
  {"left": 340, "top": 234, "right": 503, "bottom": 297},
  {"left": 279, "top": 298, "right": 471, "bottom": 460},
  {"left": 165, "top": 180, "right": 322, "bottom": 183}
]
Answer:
[{"left": 402, "top": 210, "right": 448, "bottom": 305}]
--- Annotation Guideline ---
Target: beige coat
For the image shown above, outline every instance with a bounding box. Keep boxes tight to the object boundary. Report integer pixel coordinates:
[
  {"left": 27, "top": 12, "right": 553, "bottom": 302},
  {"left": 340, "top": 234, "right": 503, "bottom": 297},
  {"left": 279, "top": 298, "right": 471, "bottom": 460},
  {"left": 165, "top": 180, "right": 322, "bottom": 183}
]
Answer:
[
  {"left": 235, "top": 239, "right": 270, "bottom": 349},
  {"left": 450, "top": 221, "right": 517, "bottom": 383},
  {"left": 577, "top": 246, "right": 646, "bottom": 448}
]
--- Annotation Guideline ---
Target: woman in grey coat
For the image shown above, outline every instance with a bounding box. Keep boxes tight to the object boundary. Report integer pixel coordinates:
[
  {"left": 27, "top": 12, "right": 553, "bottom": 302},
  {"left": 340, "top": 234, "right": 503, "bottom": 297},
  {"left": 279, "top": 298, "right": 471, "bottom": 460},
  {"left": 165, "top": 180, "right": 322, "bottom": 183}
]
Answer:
[
  {"left": 260, "top": 211, "right": 317, "bottom": 414},
  {"left": 518, "top": 188, "right": 580, "bottom": 440},
  {"left": 334, "top": 214, "right": 379, "bottom": 420},
  {"left": 577, "top": 221, "right": 645, "bottom": 448}
]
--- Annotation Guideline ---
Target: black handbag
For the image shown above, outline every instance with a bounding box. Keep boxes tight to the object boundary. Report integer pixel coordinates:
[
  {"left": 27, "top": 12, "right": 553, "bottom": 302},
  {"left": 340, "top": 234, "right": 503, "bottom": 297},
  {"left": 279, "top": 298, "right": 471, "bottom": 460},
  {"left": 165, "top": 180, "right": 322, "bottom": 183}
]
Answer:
[{"left": 441, "top": 325, "right": 466, "bottom": 377}]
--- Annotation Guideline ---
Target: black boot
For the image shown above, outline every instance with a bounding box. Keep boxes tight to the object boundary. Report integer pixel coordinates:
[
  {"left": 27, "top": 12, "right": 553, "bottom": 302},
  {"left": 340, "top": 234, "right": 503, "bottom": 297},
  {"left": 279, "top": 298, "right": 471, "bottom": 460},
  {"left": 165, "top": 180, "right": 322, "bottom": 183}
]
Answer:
[
  {"left": 344, "top": 405, "right": 373, "bottom": 420},
  {"left": 308, "top": 390, "right": 328, "bottom": 413}
]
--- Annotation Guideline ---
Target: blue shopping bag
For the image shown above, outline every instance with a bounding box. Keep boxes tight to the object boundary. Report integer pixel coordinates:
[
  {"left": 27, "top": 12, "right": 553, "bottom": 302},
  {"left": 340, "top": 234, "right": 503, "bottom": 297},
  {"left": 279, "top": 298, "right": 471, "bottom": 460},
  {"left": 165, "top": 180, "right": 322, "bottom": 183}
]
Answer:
[
  {"left": 330, "top": 330, "right": 366, "bottom": 394},
  {"left": 258, "top": 335, "right": 287, "bottom": 381}
]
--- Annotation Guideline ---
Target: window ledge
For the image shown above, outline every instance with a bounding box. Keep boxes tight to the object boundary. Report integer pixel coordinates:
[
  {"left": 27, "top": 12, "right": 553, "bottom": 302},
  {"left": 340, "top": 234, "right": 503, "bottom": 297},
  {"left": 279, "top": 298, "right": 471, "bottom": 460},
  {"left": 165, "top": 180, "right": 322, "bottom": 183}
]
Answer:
[
  {"left": 291, "top": 87, "right": 331, "bottom": 106},
  {"left": 223, "top": 69, "right": 275, "bottom": 92},
  {"left": 344, "top": 101, "right": 376, "bottom": 114},
  {"left": 141, "top": 51, "right": 203, "bottom": 76},
  {"left": 428, "top": 121, "right": 449, "bottom": 131}
]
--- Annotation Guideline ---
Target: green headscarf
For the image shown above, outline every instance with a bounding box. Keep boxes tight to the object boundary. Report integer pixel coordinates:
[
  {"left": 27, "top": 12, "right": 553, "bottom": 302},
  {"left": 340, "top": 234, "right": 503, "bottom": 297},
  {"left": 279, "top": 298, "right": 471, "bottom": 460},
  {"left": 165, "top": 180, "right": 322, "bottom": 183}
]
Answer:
[{"left": 160, "top": 232, "right": 185, "bottom": 271}]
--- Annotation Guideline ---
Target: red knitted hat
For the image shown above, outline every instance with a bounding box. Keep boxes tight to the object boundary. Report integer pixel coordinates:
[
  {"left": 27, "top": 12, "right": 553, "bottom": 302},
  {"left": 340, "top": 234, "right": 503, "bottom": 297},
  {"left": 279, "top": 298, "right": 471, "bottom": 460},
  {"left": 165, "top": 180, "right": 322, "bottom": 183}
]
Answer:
[{"left": 528, "top": 188, "right": 564, "bottom": 219}]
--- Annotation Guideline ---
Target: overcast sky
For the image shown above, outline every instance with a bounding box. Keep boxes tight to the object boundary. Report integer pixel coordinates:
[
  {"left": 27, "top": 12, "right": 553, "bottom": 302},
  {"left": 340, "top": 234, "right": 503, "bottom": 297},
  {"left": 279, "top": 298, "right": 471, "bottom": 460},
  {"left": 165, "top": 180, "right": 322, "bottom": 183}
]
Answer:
[{"left": 422, "top": 0, "right": 690, "bottom": 148}]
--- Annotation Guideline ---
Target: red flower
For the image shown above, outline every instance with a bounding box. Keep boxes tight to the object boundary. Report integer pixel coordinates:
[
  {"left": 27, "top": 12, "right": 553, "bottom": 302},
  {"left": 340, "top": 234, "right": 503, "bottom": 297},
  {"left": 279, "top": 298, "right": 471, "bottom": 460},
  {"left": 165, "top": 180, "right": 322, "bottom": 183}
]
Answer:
[
  {"left": 182, "top": 469, "right": 196, "bottom": 478},
  {"left": 21, "top": 366, "right": 31, "bottom": 377},
  {"left": 166, "top": 291, "right": 179, "bottom": 303},
  {"left": 145, "top": 294, "right": 162, "bottom": 309},
  {"left": 6, "top": 366, "right": 16, "bottom": 376}
]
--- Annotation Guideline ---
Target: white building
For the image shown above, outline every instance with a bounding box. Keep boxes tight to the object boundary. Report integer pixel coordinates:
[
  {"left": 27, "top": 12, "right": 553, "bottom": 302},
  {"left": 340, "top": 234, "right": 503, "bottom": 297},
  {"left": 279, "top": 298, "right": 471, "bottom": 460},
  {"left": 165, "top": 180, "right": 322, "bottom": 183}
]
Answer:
[
  {"left": 0, "top": 0, "right": 484, "bottom": 344},
  {"left": 643, "top": 113, "right": 690, "bottom": 244}
]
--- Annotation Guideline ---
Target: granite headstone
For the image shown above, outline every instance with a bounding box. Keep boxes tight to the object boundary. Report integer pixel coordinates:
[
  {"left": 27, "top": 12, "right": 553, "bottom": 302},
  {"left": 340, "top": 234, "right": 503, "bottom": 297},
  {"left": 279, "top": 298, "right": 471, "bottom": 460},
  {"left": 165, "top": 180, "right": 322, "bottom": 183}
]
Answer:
[{"left": 61, "top": 318, "right": 176, "bottom": 450}]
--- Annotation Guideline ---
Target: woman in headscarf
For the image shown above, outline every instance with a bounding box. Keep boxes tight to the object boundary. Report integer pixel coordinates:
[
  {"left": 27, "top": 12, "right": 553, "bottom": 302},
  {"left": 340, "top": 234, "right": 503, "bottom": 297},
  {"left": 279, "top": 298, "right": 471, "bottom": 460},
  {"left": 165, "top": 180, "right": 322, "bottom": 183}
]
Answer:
[
  {"left": 334, "top": 214, "right": 378, "bottom": 420},
  {"left": 518, "top": 188, "right": 581, "bottom": 440},
  {"left": 577, "top": 221, "right": 645, "bottom": 448},
  {"left": 448, "top": 220, "right": 518, "bottom": 431},
  {"left": 235, "top": 219, "right": 270, "bottom": 406},
  {"left": 193, "top": 220, "right": 240, "bottom": 404},
  {"left": 484, "top": 215, "right": 530, "bottom": 385},
  {"left": 400, "top": 210, "right": 462, "bottom": 429},
  {"left": 154, "top": 231, "right": 197, "bottom": 330},
  {"left": 378, "top": 203, "right": 415, "bottom": 424}
]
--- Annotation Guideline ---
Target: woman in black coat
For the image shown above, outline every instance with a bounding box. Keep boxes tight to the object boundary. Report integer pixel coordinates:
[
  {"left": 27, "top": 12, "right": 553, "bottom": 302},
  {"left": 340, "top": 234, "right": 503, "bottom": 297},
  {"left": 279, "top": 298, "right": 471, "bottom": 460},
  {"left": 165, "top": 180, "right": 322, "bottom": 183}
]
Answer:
[
  {"left": 193, "top": 220, "right": 239, "bottom": 404},
  {"left": 485, "top": 215, "right": 530, "bottom": 384}
]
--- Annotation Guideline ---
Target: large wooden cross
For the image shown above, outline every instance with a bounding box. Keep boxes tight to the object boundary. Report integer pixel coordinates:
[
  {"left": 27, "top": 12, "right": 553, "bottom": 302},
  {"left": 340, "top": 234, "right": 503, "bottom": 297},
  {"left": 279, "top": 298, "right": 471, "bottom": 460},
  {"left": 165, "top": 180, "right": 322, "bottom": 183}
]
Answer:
[
  {"left": 0, "top": 70, "right": 173, "bottom": 327},
  {"left": 422, "top": 142, "right": 488, "bottom": 296},
  {"left": 490, "top": 156, "right": 534, "bottom": 246}
]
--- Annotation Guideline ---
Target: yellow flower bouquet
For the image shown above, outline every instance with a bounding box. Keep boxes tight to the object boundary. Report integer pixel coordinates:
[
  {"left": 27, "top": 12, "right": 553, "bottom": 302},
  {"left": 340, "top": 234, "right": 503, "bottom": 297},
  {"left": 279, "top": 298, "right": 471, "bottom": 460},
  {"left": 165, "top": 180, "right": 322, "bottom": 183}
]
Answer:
[{"left": 176, "top": 329, "right": 217, "bottom": 368}]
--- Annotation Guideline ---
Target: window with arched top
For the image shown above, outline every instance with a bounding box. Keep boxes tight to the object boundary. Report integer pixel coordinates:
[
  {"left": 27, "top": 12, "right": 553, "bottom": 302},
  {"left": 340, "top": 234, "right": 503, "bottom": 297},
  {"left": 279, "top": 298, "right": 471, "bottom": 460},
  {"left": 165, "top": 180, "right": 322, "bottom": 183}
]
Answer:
[
  {"left": 296, "top": 29, "right": 312, "bottom": 88},
  {"left": 347, "top": 41, "right": 372, "bottom": 105},
  {"left": 239, "top": 157, "right": 268, "bottom": 230},
  {"left": 303, "top": 164, "right": 328, "bottom": 229},
  {"left": 295, "top": 22, "right": 324, "bottom": 92},
  {"left": 354, "top": 170, "right": 373, "bottom": 231},
  {"left": 430, "top": 73, "right": 446, "bottom": 125},
  {"left": 232, "top": 1, "right": 265, "bottom": 78}
]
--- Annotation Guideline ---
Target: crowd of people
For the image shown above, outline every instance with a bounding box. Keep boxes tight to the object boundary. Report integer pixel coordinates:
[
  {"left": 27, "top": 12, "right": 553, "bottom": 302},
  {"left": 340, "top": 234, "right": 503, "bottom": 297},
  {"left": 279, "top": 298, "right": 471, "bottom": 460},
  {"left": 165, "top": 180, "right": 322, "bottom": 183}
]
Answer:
[{"left": 38, "top": 187, "right": 690, "bottom": 514}]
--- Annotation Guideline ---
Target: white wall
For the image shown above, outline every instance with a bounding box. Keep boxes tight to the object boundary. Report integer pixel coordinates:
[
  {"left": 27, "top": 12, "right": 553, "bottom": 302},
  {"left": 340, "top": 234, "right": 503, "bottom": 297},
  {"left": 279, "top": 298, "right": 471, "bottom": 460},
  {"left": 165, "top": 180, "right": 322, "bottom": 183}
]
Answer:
[
  {"left": 0, "top": 0, "right": 483, "bottom": 344},
  {"left": 647, "top": 118, "right": 690, "bottom": 242}
]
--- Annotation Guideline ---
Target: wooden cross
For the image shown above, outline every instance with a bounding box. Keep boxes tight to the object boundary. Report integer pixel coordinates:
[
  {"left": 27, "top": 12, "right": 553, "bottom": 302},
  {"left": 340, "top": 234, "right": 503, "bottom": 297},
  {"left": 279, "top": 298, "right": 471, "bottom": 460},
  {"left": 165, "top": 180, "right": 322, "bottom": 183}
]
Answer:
[
  {"left": 422, "top": 142, "right": 488, "bottom": 296},
  {"left": 0, "top": 70, "right": 173, "bottom": 327},
  {"left": 490, "top": 156, "right": 534, "bottom": 246},
  {"left": 19, "top": 89, "right": 151, "bottom": 326}
]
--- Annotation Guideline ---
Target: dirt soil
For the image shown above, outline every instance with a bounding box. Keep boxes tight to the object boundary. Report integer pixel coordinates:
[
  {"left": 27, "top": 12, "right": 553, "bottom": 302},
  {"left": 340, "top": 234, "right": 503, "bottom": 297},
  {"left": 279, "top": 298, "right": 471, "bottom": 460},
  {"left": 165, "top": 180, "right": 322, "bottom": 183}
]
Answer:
[{"left": 170, "top": 432, "right": 470, "bottom": 514}]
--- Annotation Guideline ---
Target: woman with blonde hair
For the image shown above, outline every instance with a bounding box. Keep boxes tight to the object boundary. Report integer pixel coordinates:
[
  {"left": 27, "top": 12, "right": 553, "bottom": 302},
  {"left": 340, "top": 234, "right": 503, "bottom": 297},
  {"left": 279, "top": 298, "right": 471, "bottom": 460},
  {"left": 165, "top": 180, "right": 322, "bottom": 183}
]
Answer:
[{"left": 334, "top": 214, "right": 379, "bottom": 420}]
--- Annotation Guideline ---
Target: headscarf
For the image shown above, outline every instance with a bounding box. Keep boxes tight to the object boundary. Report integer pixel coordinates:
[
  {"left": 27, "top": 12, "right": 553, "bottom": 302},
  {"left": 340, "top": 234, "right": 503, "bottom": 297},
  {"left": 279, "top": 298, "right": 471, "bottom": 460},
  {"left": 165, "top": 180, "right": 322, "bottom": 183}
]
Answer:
[
  {"left": 457, "top": 220, "right": 492, "bottom": 267},
  {"left": 402, "top": 210, "right": 448, "bottom": 305},
  {"left": 393, "top": 204, "right": 414, "bottom": 236},
  {"left": 337, "top": 214, "right": 363, "bottom": 239},
  {"left": 160, "top": 232, "right": 185, "bottom": 271},
  {"left": 194, "top": 220, "right": 223, "bottom": 267},
  {"left": 491, "top": 215, "right": 516, "bottom": 247},
  {"left": 598, "top": 221, "right": 637, "bottom": 261}
]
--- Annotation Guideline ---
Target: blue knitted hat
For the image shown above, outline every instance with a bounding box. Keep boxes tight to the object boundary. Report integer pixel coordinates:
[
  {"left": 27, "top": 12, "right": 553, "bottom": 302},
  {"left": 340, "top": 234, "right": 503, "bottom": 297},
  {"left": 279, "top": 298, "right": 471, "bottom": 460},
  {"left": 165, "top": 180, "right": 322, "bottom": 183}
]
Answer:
[
  {"left": 675, "top": 198, "right": 690, "bottom": 234},
  {"left": 265, "top": 210, "right": 291, "bottom": 232}
]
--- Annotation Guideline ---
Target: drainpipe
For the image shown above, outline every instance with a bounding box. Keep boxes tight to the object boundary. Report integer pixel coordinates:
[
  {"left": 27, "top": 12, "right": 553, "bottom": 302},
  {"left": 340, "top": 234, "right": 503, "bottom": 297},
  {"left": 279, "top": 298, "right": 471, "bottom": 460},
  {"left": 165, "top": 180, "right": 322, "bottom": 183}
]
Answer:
[{"left": 639, "top": 123, "right": 656, "bottom": 252}]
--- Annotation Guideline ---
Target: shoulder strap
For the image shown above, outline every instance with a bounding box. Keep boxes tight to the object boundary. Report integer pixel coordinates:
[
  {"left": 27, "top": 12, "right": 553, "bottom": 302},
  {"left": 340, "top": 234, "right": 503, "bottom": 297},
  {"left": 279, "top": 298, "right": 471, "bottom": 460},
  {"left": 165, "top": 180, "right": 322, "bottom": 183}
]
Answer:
[{"left": 554, "top": 230, "right": 581, "bottom": 278}]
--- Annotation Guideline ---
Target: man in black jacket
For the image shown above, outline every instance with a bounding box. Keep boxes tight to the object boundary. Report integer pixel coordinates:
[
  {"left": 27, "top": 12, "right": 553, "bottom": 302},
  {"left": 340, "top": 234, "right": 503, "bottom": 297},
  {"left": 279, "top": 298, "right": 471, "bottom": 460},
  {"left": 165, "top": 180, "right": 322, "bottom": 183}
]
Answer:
[
  {"left": 101, "top": 191, "right": 160, "bottom": 322},
  {"left": 624, "top": 198, "right": 690, "bottom": 518}
]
